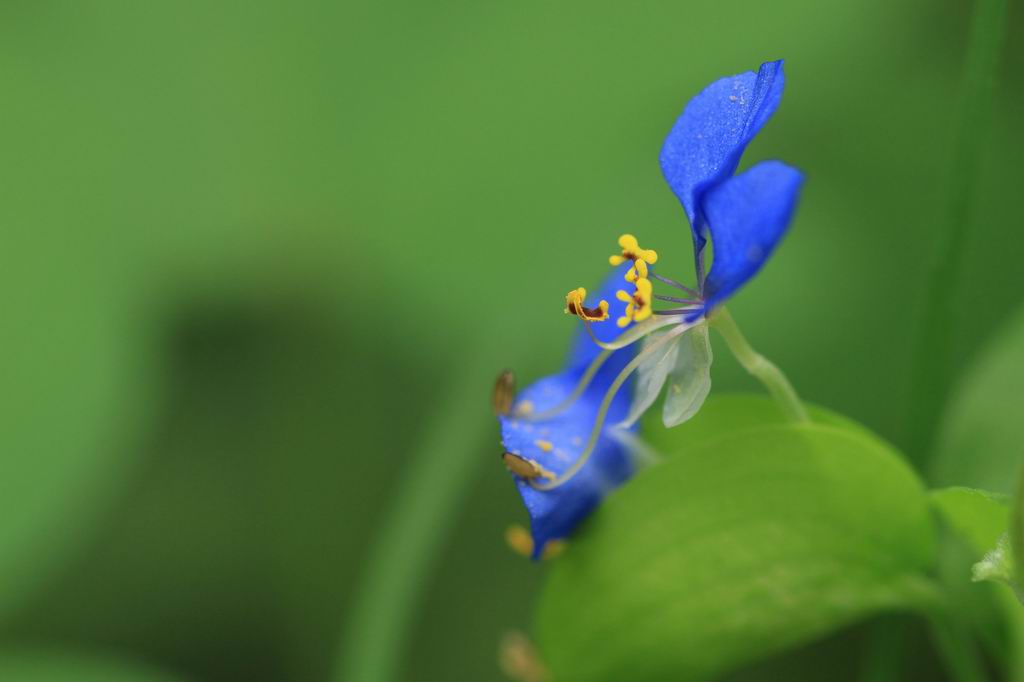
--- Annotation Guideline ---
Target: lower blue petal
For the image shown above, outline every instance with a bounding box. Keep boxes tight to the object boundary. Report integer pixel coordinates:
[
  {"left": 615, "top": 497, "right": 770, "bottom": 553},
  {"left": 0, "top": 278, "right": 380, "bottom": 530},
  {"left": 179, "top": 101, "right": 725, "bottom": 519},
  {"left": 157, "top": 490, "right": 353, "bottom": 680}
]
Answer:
[
  {"left": 500, "top": 372, "right": 635, "bottom": 557},
  {"left": 499, "top": 264, "right": 639, "bottom": 557}
]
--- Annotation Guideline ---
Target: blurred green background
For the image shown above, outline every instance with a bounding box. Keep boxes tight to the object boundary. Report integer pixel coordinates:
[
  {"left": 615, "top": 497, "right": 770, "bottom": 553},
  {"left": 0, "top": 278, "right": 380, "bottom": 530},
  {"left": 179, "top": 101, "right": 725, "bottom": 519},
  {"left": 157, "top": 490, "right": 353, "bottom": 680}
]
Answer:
[{"left": 0, "top": 1, "right": 1021, "bottom": 680}]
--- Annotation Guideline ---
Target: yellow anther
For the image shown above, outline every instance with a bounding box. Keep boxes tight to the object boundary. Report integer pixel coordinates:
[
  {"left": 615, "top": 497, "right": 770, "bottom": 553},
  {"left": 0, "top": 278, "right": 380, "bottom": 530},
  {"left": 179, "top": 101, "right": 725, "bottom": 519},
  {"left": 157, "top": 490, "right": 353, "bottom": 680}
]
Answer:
[
  {"left": 502, "top": 452, "right": 556, "bottom": 480},
  {"left": 609, "top": 234, "right": 658, "bottom": 283},
  {"left": 564, "top": 287, "right": 609, "bottom": 322},
  {"left": 499, "top": 630, "right": 551, "bottom": 682},
  {"left": 492, "top": 370, "right": 516, "bottom": 416},
  {"left": 505, "top": 524, "right": 534, "bottom": 557},
  {"left": 542, "top": 539, "right": 566, "bottom": 559},
  {"left": 534, "top": 439, "right": 554, "bottom": 452},
  {"left": 504, "top": 525, "right": 566, "bottom": 561},
  {"left": 615, "top": 278, "right": 653, "bottom": 328},
  {"left": 513, "top": 400, "right": 534, "bottom": 417}
]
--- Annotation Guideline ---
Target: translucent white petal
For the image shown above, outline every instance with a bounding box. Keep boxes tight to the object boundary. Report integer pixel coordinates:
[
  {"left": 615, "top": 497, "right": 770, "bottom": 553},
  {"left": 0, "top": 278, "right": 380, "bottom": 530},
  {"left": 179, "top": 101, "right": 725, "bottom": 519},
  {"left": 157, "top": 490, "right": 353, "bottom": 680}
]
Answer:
[
  {"left": 620, "top": 331, "right": 679, "bottom": 428},
  {"left": 663, "top": 322, "right": 713, "bottom": 428}
]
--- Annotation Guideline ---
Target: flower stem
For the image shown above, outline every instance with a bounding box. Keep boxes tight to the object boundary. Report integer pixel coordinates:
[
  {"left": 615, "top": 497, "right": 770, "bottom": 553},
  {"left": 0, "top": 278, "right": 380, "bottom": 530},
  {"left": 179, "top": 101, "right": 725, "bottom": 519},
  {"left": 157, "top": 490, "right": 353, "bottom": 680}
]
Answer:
[
  {"left": 709, "top": 307, "right": 808, "bottom": 423},
  {"left": 926, "top": 608, "right": 989, "bottom": 682},
  {"left": 906, "top": 0, "right": 1007, "bottom": 459},
  {"left": 334, "top": 338, "right": 497, "bottom": 682}
]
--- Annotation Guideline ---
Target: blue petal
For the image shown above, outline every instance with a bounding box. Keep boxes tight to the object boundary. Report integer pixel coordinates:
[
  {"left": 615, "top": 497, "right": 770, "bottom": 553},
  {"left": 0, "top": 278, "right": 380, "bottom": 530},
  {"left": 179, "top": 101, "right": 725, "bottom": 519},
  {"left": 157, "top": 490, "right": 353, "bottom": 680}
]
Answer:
[
  {"left": 499, "top": 373, "right": 635, "bottom": 557},
  {"left": 659, "top": 60, "right": 786, "bottom": 251},
  {"left": 694, "top": 160, "right": 804, "bottom": 316},
  {"left": 499, "top": 264, "right": 638, "bottom": 557}
]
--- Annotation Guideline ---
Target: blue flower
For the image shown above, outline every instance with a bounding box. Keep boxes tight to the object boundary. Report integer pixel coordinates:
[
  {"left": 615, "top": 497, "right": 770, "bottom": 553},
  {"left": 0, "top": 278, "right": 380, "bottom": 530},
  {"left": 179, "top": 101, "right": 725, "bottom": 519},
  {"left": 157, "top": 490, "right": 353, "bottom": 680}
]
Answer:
[
  {"left": 659, "top": 59, "right": 803, "bottom": 318},
  {"left": 498, "top": 265, "right": 640, "bottom": 558},
  {"left": 498, "top": 61, "right": 805, "bottom": 557}
]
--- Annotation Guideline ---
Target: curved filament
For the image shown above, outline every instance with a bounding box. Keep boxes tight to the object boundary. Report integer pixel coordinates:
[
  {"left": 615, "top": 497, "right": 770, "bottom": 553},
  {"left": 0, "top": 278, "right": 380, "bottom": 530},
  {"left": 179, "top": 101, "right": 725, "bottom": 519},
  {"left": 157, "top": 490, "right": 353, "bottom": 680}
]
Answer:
[
  {"left": 582, "top": 315, "right": 678, "bottom": 350},
  {"left": 529, "top": 322, "right": 693, "bottom": 491},
  {"left": 525, "top": 348, "right": 612, "bottom": 422},
  {"left": 520, "top": 317, "right": 677, "bottom": 423},
  {"left": 651, "top": 272, "right": 699, "bottom": 297}
]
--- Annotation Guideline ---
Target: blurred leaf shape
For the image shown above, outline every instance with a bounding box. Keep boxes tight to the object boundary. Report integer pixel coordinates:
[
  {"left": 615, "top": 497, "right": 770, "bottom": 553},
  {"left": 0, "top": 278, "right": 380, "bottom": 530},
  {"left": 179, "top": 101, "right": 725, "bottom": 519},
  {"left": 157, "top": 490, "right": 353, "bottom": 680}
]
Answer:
[
  {"left": 971, "top": 534, "right": 1016, "bottom": 590},
  {"left": 931, "top": 487, "right": 1022, "bottom": 602},
  {"left": 1016, "top": 471, "right": 1024, "bottom": 600},
  {"left": 0, "top": 261, "right": 157, "bottom": 622},
  {"left": 927, "top": 303, "right": 1024, "bottom": 675},
  {"left": 930, "top": 305, "right": 1024, "bottom": 494},
  {"left": 536, "top": 395, "right": 936, "bottom": 682},
  {"left": 640, "top": 393, "right": 870, "bottom": 447},
  {"left": 931, "top": 487, "right": 1009, "bottom": 555},
  {"left": 0, "top": 649, "right": 180, "bottom": 682}
]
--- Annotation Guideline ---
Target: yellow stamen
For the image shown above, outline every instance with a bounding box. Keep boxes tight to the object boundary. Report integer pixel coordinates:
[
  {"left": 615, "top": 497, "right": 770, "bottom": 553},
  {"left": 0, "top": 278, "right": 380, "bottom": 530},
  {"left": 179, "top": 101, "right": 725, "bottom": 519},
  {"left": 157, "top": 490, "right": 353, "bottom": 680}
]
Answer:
[
  {"left": 513, "top": 400, "right": 534, "bottom": 416},
  {"left": 616, "top": 277, "right": 653, "bottom": 327},
  {"left": 564, "top": 287, "right": 609, "bottom": 322},
  {"left": 505, "top": 524, "right": 534, "bottom": 557},
  {"left": 499, "top": 630, "right": 551, "bottom": 682},
  {"left": 534, "top": 439, "right": 553, "bottom": 452},
  {"left": 609, "top": 233, "right": 658, "bottom": 283},
  {"left": 542, "top": 540, "right": 566, "bottom": 559},
  {"left": 504, "top": 525, "right": 566, "bottom": 561},
  {"left": 492, "top": 370, "right": 516, "bottom": 416},
  {"left": 502, "top": 452, "right": 556, "bottom": 480}
]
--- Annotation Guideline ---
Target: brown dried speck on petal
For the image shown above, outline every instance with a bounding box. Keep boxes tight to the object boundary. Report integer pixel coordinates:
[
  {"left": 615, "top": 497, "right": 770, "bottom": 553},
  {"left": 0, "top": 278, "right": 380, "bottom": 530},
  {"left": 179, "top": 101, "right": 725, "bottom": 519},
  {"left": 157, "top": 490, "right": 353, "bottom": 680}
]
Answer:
[
  {"left": 502, "top": 452, "right": 555, "bottom": 480},
  {"left": 492, "top": 370, "right": 516, "bottom": 416}
]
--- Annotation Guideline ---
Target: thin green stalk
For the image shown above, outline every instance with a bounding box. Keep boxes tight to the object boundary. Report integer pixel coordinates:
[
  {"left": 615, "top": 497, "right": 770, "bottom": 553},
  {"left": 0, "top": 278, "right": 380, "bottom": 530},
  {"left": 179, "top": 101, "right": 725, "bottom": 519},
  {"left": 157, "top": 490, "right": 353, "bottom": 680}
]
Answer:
[
  {"left": 334, "top": 337, "right": 498, "bottom": 682},
  {"left": 857, "top": 619, "right": 905, "bottom": 682},
  {"left": 906, "top": 0, "right": 1007, "bottom": 460},
  {"left": 1012, "top": 465, "right": 1024, "bottom": 603},
  {"left": 709, "top": 307, "right": 808, "bottom": 423},
  {"left": 927, "top": 609, "right": 989, "bottom": 682}
]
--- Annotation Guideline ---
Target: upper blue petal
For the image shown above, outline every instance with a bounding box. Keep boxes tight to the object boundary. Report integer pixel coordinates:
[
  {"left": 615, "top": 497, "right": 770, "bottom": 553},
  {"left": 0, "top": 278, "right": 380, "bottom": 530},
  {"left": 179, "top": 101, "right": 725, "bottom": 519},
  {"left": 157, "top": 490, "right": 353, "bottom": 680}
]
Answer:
[
  {"left": 691, "top": 159, "right": 804, "bottom": 318},
  {"left": 499, "top": 264, "right": 638, "bottom": 557},
  {"left": 659, "top": 60, "right": 786, "bottom": 252}
]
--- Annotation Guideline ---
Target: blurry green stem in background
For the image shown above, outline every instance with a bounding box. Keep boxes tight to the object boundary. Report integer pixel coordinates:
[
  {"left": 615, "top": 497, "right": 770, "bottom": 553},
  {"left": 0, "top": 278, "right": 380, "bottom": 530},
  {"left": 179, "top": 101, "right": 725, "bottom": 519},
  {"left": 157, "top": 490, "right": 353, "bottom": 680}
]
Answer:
[
  {"left": 927, "top": 608, "right": 989, "bottom": 682},
  {"left": 335, "top": 336, "right": 498, "bottom": 682},
  {"left": 906, "top": 0, "right": 1007, "bottom": 460},
  {"left": 710, "top": 308, "right": 809, "bottom": 423},
  {"left": 856, "top": 619, "right": 906, "bottom": 682},
  {"left": 1013, "top": 467, "right": 1024, "bottom": 592}
]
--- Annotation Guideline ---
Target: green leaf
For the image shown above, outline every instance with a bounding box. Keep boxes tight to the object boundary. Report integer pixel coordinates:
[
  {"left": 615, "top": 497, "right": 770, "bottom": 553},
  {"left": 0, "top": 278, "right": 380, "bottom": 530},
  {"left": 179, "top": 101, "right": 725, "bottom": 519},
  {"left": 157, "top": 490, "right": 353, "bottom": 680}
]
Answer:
[
  {"left": 931, "top": 487, "right": 1009, "bottom": 555},
  {"left": 925, "top": 305, "right": 1024, "bottom": 676},
  {"left": 931, "top": 487, "right": 1021, "bottom": 599},
  {"left": 971, "top": 535, "right": 1015, "bottom": 586},
  {"left": 931, "top": 485, "right": 1024, "bottom": 677},
  {"left": 536, "top": 394, "right": 936, "bottom": 682},
  {"left": 640, "top": 392, "right": 871, "bottom": 446},
  {"left": 1014, "top": 470, "right": 1024, "bottom": 596},
  {"left": 930, "top": 306, "right": 1024, "bottom": 494},
  {"left": 0, "top": 649, "right": 181, "bottom": 681}
]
